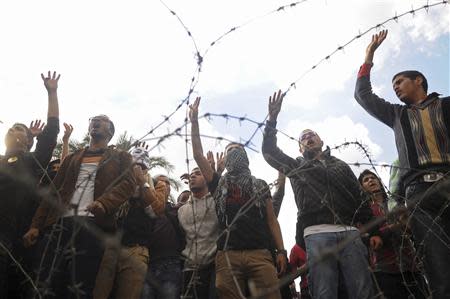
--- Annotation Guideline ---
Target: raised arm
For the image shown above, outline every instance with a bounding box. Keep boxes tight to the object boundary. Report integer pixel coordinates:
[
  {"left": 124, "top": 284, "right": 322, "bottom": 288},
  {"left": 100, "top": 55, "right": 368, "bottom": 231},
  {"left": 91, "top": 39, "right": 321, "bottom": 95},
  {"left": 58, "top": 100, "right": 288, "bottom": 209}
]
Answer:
[
  {"left": 29, "top": 120, "right": 45, "bottom": 138},
  {"left": 364, "top": 30, "right": 387, "bottom": 65},
  {"left": 32, "top": 72, "right": 61, "bottom": 166},
  {"left": 189, "top": 97, "right": 214, "bottom": 183},
  {"left": 134, "top": 166, "right": 166, "bottom": 216},
  {"left": 206, "top": 151, "right": 225, "bottom": 176},
  {"left": 265, "top": 192, "right": 287, "bottom": 275},
  {"left": 262, "top": 90, "right": 298, "bottom": 175},
  {"left": 354, "top": 30, "right": 399, "bottom": 128},
  {"left": 41, "top": 71, "right": 60, "bottom": 119},
  {"left": 272, "top": 171, "right": 286, "bottom": 217},
  {"left": 61, "top": 123, "right": 73, "bottom": 161}
]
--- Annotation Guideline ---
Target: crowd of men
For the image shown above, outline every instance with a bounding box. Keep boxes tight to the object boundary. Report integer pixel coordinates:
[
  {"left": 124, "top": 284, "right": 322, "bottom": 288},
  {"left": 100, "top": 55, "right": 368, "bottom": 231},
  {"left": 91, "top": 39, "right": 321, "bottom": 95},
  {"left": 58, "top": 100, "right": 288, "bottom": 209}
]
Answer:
[{"left": 0, "top": 30, "right": 449, "bottom": 299}]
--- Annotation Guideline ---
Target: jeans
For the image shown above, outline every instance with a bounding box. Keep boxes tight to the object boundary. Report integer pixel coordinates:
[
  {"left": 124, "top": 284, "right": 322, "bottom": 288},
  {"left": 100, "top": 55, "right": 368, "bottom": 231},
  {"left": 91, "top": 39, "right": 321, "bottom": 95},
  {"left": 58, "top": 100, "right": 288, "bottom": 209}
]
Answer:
[
  {"left": 305, "top": 230, "right": 374, "bottom": 299},
  {"left": 141, "top": 257, "right": 182, "bottom": 299},
  {"left": 406, "top": 178, "right": 450, "bottom": 299}
]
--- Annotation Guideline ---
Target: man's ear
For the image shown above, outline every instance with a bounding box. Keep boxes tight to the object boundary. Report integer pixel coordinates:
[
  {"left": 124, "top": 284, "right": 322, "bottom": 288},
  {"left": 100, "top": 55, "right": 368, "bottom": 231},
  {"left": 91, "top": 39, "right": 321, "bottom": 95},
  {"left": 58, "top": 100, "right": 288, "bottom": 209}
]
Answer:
[
  {"left": 299, "top": 143, "right": 305, "bottom": 154},
  {"left": 414, "top": 76, "right": 424, "bottom": 89}
]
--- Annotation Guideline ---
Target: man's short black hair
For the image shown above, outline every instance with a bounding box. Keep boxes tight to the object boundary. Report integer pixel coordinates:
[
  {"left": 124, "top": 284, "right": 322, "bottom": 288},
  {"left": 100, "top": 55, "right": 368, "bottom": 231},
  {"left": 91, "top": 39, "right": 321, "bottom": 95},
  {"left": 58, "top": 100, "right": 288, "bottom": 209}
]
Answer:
[
  {"left": 358, "top": 169, "right": 377, "bottom": 185},
  {"left": 392, "top": 70, "right": 428, "bottom": 94}
]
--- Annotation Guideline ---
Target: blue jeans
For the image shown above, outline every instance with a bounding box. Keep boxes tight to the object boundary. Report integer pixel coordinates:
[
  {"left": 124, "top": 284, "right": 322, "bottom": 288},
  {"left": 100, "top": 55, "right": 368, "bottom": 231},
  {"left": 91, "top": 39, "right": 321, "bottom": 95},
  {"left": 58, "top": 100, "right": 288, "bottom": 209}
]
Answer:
[
  {"left": 141, "top": 257, "right": 182, "bottom": 299},
  {"left": 305, "top": 230, "right": 374, "bottom": 299}
]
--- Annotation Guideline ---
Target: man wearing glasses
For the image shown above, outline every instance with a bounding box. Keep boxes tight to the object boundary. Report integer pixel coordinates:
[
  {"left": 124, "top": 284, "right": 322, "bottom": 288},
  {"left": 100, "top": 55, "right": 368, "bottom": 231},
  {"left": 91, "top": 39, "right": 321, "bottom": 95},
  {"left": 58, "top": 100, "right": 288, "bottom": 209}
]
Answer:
[{"left": 262, "top": 90, "right": 381, "bottom": 299}]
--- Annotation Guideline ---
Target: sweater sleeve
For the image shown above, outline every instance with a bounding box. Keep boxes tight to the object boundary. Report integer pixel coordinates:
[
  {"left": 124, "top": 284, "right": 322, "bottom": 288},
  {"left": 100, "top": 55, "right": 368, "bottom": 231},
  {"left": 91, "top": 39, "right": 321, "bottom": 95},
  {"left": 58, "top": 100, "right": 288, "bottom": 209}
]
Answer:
[
  {"left": 262, "top": 120, "right": 299, "bottom": 177},
  {"left": 141, "top": 181, "right": 167, "bottom": 216},
  {"left": 354, "top": 63, "right": 399, "bottom": 128},
  {"left": 33, "top": 117, "right": 59, "bottom": 168}
]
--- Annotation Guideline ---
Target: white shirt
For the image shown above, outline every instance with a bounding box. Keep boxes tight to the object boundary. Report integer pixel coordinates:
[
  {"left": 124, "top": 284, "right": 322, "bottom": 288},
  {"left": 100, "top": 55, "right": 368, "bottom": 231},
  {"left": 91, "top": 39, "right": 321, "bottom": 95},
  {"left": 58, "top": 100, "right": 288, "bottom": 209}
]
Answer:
[
  {"left": 64, "top": 162, "right": 98, "bottom": 217},
  {"left": 304, "top": 224, "right": 357, "bottom": 237},
  {"left": 178, "top": 193, "right": 219, "bottom": 269}
]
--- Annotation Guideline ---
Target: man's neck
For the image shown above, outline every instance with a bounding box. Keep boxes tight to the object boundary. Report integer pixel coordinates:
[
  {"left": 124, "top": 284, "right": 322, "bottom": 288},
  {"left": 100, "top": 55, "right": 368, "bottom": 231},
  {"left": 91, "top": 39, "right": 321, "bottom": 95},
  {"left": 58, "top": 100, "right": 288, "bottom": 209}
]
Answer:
[
  {"left": 371, "top": 192, "right": 384, "bottom": 204},
  {"left": 304, "top": 149, "right": 323, "bottom": 160},
  {"left": 192, "top": 189, "right": 208, "bottom": 199},
  {"left": 89, "top": 139, "right": 108, "bottom": 151},
  {"left": 410, "top": 92, "right": 428, "bottom": 106}
]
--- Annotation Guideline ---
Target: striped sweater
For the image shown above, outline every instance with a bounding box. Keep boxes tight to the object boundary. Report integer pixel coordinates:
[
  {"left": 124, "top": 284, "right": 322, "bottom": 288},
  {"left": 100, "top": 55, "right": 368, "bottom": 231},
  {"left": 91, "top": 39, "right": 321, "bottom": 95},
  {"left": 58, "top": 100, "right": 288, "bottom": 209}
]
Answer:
[{"left": 355, "top": 63, "right": 450, "bottom": 190}]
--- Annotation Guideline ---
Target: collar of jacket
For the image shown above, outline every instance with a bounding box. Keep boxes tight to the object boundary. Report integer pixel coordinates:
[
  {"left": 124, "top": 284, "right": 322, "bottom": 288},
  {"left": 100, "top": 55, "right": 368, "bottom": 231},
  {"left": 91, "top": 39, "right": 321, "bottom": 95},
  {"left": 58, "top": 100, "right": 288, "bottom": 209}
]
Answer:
[
  {"left": 407, "top": 92, "right": 441, "bottom": 109},
  {"left": 70, "top": 146, "right": 116, "bottom": 172},
  {"left": 297, "top": 146, "right": 331, "bottom": 162}
]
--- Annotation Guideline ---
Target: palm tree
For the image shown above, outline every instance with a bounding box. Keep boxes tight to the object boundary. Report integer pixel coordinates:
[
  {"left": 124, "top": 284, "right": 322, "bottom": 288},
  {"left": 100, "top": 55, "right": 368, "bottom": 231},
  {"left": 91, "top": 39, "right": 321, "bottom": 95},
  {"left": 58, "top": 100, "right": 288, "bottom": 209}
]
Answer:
[
  {"left": 53, "top": 132, "right": 90, "bottom": 159},
  {"left": 113, "top": 132, "right": 182, "bottom": 194},
  {"left": 53, "top": 131, "right": 182, "bottom": 196},
  {"left": 114, "top": 131, "right": 134, "bottom": 152}
]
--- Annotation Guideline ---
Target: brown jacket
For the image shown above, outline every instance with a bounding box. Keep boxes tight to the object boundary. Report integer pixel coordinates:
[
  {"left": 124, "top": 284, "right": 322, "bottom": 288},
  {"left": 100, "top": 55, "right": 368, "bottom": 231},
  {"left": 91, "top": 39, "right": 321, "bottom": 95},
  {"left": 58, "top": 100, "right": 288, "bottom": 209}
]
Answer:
[{"left": 31, "top": 147, "right": 136, "bottom": 231}]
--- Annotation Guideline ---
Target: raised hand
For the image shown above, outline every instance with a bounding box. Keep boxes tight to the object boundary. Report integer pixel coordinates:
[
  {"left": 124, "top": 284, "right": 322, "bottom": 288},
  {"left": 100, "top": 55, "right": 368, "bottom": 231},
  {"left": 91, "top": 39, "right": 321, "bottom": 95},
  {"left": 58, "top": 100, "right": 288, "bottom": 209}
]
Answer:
[
  {"left": 189, "top": 97, "right": 201, "bottom": 122},
  {"left": 206, "top": 151, "right": 216, "bottom": 171},
  {"left": 135, "top": 141, "right": 149, "bottom": 150},
  {"left": 216, "top": 152, "right": 225, "bottom": 175},
  {"left": 41, "top": 71, "right": 61, "bottom": 93},
  {"left": 180, "top": 173, "right": 190, "bottom": 184},
  {"left": 133, "top": 164, "right": 147, "bottom": 186},
  {"left": 268, "top": 90, "right": 285, "bottom": 122},
  {"left": 29, "top": 119, "right": 45, "bottom": 137},
  {"left": 365, "top": 30, "right": 388, "bottom": 64},
  {"left": 62, "top": 123, "right": 73, "bottom": 143}
]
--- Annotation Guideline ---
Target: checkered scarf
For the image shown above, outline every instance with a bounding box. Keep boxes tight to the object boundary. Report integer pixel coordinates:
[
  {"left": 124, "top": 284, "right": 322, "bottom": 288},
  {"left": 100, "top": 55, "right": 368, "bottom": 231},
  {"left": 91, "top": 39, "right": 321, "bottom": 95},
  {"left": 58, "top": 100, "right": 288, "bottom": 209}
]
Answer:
[{"left": 215, "top": 147, "right": 262, "bottom": 223}]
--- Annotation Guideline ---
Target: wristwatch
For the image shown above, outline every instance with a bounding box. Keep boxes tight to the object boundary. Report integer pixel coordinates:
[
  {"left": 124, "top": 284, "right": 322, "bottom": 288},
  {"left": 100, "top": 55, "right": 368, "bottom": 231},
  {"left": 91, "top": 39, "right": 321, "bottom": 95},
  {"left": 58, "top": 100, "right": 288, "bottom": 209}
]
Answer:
[{"left": 276, "top": 249, "right": 287, "bottom": 256}]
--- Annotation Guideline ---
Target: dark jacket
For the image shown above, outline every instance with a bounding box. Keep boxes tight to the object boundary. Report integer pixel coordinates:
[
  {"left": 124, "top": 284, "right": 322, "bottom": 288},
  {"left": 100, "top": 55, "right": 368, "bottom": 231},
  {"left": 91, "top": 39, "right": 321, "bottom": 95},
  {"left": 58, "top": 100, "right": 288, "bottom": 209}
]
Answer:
[
  {"left": 0, "top": 117, "right": 59, "bottom": 184},
  {"left": 0, "top": 117, "right": 59, "bottom": 238},
  {"left": 118, "top": 181, "right": 168, "bottom": 247},
  {"left": 31, "top": 147, "right": 136, "bottom": 231},
  {"left": 262, "top": 120, "right": 374, "bottom": 245}
]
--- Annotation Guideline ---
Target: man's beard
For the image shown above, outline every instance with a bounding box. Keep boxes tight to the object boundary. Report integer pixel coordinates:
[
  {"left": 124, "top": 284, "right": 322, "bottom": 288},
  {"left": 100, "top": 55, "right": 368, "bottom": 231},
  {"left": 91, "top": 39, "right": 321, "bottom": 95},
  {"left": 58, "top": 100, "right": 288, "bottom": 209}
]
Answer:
[
  {"left": 303, "top": 148, "right": 321, "bottom": 160},
  {"left": 189, "top": 184, "right": 205, "bottom": 194},
  {"left": 90, "top": 131, "right": 108, "bottom": 142}
]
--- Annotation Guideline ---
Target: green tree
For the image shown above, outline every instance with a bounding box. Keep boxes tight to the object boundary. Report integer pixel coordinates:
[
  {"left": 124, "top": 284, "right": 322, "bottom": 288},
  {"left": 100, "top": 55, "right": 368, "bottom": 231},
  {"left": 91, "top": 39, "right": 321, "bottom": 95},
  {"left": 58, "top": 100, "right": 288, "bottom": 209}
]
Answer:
[
  {"left": 53, "top": 132, "right": 90, "bottom": 160},
  {"left": 52, "top": 131, "right": 182, "bottom": 197},
  {"left": 114, "top": 131, "right": 134, "bottom": 151}
]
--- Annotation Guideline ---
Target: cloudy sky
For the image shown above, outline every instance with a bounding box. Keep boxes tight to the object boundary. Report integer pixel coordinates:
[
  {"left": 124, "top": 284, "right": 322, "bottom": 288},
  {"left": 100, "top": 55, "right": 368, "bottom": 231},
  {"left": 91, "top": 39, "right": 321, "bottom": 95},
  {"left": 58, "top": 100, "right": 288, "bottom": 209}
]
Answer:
[{"left": 1, "top": 0, "right": 448, "bottom": 249}]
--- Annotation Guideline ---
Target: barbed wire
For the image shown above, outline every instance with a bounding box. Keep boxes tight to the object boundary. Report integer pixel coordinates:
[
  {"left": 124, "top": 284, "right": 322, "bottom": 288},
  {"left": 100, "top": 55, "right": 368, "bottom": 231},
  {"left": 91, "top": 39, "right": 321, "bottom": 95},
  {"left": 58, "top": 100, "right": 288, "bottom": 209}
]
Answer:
[
  {"left": 284, "top": 0, "right": 449, "bottom": 93},
  {"left": 2, "top": 125, "right": 446, "bottom": 298},
  {"left": 1, "top": 1, "right": 449, "bottom": 298},
  {"left": 137, "top": 0, "right": 448, "bottom": 148}
]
